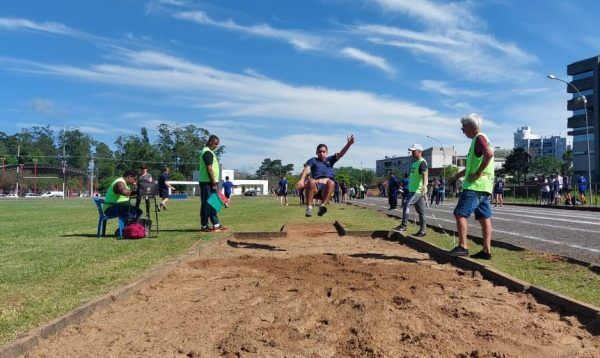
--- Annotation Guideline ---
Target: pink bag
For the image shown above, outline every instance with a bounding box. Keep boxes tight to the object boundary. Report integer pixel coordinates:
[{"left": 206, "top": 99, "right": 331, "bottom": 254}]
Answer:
[{"left": 123, "top": 223, "right": 146, "bottom": 239}]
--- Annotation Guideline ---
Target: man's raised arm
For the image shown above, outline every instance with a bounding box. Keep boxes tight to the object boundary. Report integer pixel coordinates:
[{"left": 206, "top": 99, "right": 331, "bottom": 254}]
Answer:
[{"left": 336, "top": 134, "right": 355, "bottom": 160}]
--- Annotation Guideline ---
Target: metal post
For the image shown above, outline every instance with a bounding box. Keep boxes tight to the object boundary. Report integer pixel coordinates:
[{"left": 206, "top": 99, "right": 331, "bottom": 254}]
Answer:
[
  {"left": 33, "top": 158, "right": 38, "bottom": 194},
  {"left": 62, "top": 160, "right": 66, "bottom": 200},
  {"left": 90, "top": 159, "right": 94, "bottom": 197},
  {"left": 15, "top": 143, "right": 20, "bottom": 197}
]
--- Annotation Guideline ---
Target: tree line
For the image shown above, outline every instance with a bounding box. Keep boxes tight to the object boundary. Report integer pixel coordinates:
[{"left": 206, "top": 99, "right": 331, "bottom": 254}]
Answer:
[{"left": 0, "top": 124, "right": 224, "bottom": 192}]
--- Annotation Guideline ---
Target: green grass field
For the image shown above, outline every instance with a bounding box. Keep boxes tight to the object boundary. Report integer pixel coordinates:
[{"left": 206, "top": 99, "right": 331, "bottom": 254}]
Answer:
[{"left": 0, "top": 196, "right": 598, "bottom": 346}]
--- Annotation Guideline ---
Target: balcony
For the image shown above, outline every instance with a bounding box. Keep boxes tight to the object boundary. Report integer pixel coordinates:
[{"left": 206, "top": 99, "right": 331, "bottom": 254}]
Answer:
[
  {"left": 567, "top": 77, "right": 594, "bottom": 93},
  {"left": 568, "top": 94, "right": 594, "bottom": 111}
]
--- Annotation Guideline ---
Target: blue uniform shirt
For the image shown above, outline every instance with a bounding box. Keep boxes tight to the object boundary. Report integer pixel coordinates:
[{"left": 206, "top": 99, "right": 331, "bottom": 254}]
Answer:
[
  {"left": 305, "top": 155, "right": 338, "bottom": 179},
  {"left": 278, "top": 178, "right": 288, "bottom": 194},
  {"left": 222, "top": 180, "right": 234, "bottom": 195}
]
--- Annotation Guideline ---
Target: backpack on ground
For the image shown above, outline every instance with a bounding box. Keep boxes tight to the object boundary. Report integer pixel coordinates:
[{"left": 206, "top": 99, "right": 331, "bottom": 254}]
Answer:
[{"left": 123, "top": 222, "right": 146, "bottom": 239}]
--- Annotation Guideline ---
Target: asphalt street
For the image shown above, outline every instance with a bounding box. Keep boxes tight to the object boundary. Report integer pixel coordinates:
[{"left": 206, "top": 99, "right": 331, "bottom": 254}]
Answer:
[{"left": 350, "top": 197, "right": 600, "bottom": 265}]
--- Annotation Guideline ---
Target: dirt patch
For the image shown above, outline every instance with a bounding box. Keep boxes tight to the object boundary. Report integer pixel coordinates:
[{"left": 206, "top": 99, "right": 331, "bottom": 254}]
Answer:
[{"left": 25, "top": 225, "right": 599, "bottom": 357}]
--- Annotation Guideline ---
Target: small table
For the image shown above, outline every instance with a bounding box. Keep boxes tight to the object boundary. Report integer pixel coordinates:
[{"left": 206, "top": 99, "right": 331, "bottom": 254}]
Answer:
[{"left": 130, "top": 195, "right": 159, "bottom": 237}]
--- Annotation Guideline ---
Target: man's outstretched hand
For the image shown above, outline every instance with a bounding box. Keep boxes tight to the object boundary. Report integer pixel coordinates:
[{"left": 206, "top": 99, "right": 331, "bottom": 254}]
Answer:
[
  {"left": 347, "top": 134, "right": 355, "bottom": 145},
  {"left": 296, "top": 181, "right": 305, "bottom": 190}
]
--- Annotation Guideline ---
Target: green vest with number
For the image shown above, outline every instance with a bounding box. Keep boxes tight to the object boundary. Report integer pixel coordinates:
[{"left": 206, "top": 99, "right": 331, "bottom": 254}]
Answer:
[
  {"left": 199, "top": 146, "right": 220, "bottom": 183},
  {"left": 463, "top": 133, "right": 494, "bottom": 193},
  {"left": 103, "top": 177, "right": 129, "bottom": 211},
  {"left": 408, "top": 158, "right": 426, "bottom": 193}
]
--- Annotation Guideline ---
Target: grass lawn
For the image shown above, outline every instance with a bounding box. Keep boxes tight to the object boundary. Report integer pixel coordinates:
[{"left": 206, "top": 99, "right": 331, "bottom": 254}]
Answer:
[
  {"left": 0, "top": 196, "right": 397, "bottom": 345},
  {"left": 400, "top": 221, "right": 600, "bottom": 307}
]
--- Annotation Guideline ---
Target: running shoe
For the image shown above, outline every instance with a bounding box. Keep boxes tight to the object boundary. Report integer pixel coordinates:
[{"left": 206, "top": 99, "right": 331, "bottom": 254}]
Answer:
[
  {"left": 317, "top": 205, "right": 328, "bottom": 216},
  {"left": 470, "top": 250, "right": 492, "bottom": 260},
  {"left": 392, "top": 225, "right": 406, "bottom": 232},
  {"left": 201, "top": 226, "right": 211, "bottom": 232},
  {"left": 448, "top": 246, "right": 469, "bottom": 256},
  {"left": 414, "top": 231, "right": 426, "bottom": 237},
  {"left": 305, "top": 207, "right": 313, "bottom": 217}
]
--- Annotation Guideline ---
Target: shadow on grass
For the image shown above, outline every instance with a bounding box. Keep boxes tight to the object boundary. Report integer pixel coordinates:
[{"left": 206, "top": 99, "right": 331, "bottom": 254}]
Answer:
[
  {"left": 61, "top": 233, "right": 105, "bottom": 238},
  {"left": 348, "top": 252, "right": 424, "bottom": 264},
  {"left": 226, "top": 240, "right": 286, "bottom": 251}
]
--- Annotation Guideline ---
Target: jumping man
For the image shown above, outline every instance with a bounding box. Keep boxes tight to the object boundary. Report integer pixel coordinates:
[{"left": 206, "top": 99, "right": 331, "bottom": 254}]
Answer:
[{"left": 296, "top": 135, "right": 355, "bottom": 217}]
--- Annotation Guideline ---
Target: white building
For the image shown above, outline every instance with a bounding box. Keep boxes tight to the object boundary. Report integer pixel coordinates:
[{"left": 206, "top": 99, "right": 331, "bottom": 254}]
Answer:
[{"left": 514, "top": 126, "right": 570, "bottom": 161}]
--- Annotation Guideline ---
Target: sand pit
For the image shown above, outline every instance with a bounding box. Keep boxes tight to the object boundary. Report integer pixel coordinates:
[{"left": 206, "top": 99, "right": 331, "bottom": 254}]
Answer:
[{"left": 25, "top": 224, "right": 599, "bottom": 357}]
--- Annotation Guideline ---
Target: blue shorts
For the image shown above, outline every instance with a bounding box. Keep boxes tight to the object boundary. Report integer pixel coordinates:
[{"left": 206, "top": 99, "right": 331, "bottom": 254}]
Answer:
[{"left": 453, "top": 190, "right": 492, "bottom": 220}]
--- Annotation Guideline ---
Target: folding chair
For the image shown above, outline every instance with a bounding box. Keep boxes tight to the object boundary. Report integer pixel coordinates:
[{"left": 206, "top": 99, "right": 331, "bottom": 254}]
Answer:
[{"left": 93, "top": 197, "right": 126, "bottom": 239}]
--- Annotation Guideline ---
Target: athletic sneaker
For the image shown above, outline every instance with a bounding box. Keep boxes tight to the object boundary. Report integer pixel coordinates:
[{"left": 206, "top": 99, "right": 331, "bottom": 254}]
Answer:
[
  {"left": 392, "top": 225, "right": 406, "bottom": 232},
  {"left": 212, "top": 225, "right": 228, "bottom": 232},
  {"left": 448, "top": 246, "right": 469, "bottom": 257},
  {"left": 470, "top": 250, "right": 492, "bottom": 260},
  {"left": 201, "top": 226, "right": 211, "bottom": 232},
  {"left": 414, "top": 231, "right": 426, "bottom": 237},
  {"left": 161, "top": 204, "right": 167, "bottom": 211},
  {"left": 317, "top": 205, "right": 328, "bottom": 216},
  {"left": 305, "top": 207, "right": 313, "bottom": 217}
]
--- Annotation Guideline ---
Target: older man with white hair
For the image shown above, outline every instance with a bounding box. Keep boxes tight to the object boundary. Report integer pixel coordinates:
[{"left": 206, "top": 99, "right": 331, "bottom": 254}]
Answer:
[{"left": 449, "top": 113, "right": 495, "bottom": 259}]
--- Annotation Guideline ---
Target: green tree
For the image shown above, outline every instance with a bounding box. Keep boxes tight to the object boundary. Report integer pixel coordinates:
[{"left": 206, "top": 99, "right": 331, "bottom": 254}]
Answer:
[
  {"left": 530, "top": 156, "right": 562, "bottom": 177},
  {"left": 93, "top": 141, "right": 116, "bottom": 182},
  {"left": 562, "top": 150, "right": 573, "bottom": 177},
  {"left": 502, "top": 148, "right": 530, "bottom": 184},
  {"left": 58, "top": 128, "right": 92, "bottom": 170}
]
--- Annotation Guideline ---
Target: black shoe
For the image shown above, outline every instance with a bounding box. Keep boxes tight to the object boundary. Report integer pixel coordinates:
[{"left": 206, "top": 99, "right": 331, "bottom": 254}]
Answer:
[
  {"left": 448, "top": 246, "right": 469, "bottom": 257},
  {"left": 162, "top": 204, "right": 167, "bottom": 211},
  {"left": 414, "top": 231, "right": 426, "bottom": 237},
  {"left": 392, "top": 225, "right": 406, "bottom": 232},
  {"left": 470, "top": 250, "right": 492, "bottom": 260},
  {"left": 317, "top": 205, "right": 328, "bottom": 216}
]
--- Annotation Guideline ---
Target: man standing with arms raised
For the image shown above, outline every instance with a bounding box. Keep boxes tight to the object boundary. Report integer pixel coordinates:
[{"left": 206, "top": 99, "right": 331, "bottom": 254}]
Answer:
[
  {"left": 449, "top": 113, "right": 494, "bottom": 259},
  {"left": 392, "top": 144, "right": 428, "bottom": 237},
  {"left": 296, "top": 135, "right": 355, "bottom": 217},
  {"left": 199, "top": 135, "right": 227, "bottom": 232}
]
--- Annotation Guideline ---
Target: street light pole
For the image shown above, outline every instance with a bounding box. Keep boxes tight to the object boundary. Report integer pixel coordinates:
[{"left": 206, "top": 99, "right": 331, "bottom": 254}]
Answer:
[
  {"left": 360, "top": 161, "right": 363, "bottom": 199},
  {"left": 426, "top": 135, "right": 446, "bottom": 180},
  {"left": 548, "top": 74, "right": 593, "bottom": 204}
]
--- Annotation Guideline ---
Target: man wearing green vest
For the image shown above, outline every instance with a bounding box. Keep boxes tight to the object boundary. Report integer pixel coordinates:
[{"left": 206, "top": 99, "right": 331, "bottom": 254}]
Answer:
[
  {"left": 392, "top": 144, "right": 428, "bottom": 237},
  {"left": 450, "top": 113, "right": 494, "bottom": 259},
  {"left": 199, "top": 135, "right": 227, "bottom": 232},
  {"left": 103, "top": 170, "right": 142, "bottom": 222}
]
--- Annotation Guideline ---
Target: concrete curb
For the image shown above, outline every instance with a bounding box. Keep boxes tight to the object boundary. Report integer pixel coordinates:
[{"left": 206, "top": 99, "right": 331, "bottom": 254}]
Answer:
[
  {"left": 345, "top": 227, "right": 599, "bottom": 333},
  {"left": 0, "top": 237, "right": 222, "bottom": 358},
  {"left": 504, "top": 202, "right": 600, "bottom": 212},
  {"left": 232, "top": 226, "right": 287, "bottom": 240}
]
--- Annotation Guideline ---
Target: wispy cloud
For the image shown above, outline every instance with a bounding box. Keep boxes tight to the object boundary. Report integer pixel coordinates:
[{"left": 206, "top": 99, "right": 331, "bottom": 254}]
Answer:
[
  {"left": 0, "top": 17, "right": 75, "bottom": 35},
  {"left": 340, "top": 47, "right": 394, "bottom": 74},
  {"left": 174, "top": 11, "right": 326, "bottom": 51},
  {"left": 420, "top": 80, "right": 487, "bottom": 97},
  {"left": 0, "top": 49, "right": 459, "bottom": 139},
  {"left": 355, "top": 1, "right": 537, "bottom": 81}
]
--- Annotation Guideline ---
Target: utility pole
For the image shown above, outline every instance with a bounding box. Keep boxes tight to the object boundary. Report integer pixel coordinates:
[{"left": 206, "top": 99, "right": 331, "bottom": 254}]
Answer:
[
  {"left": 33, "top": 158, "right": 38, "bottom": 194},
  {"left": 15, "top": 142, "right": 20, "bottom": 197},
  {"left": 89, "top": 158, "right": 94, "bottom": 197}
]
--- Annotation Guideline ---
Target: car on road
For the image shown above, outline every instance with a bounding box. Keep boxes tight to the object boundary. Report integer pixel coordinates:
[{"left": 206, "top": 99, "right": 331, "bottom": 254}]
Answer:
[
  {"left": 41, "top": 191, "right": 64, "bottom": 198},
  {"left": 0, "top": 194, "right": 6, "bottom": 198},
  {"left": 243, "top": 190, "right": 259, "bottom": 197},
  {"left": 6, "top": 193, "right": 18, "bottom": 198},
  {"left": 25, "top": 193, "right": 40, "bottom": 198}
]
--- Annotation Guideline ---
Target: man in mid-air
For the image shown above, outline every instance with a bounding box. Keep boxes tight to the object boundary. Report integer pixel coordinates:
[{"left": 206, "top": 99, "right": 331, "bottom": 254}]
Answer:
[{"left": 296, "top": 135, "right": 355, "bottom": 217}]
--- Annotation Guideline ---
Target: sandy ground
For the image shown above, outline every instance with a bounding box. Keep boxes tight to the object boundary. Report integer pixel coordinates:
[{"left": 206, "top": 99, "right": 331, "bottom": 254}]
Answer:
[{"left": 25, "top": 224, "right": 599, "bottom": 357}]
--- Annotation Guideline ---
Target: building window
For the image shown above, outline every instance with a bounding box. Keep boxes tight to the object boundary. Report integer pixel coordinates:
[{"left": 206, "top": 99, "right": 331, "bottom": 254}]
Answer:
[
  {"left": 572, "top": 70, "right": 594, "bottom": 80},
  {"left": 573, "top": 133, "right": 594, "bottom": 142},
  {"left": 571, "top": 126, "right": 594, "bottom": 131},
  {"left": 572, "top": 88, "right": 594, "bottom": 99},
  {"left": 572, "top": 108, "right": 588, "bottom": 116}
]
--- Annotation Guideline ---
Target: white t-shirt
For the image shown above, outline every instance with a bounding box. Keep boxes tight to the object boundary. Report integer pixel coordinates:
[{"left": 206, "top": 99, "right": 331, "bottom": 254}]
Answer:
[{"left": 557, "top": 175, "right": 563, "bottom": 189}]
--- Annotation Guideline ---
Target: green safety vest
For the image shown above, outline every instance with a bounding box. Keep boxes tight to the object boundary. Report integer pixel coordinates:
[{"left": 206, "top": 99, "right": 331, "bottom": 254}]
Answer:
[
  {"left": 463, "top": 133, "right": 494, "bottom": 194},
  {"left": 198, "top": 146, "right": 220, "bottom": 183},
  {"left": 103, "top": 177, "right": 130, "bottom": 211},
  {"left": 408, "top": 158, "right": 426, "bottom": 193}
]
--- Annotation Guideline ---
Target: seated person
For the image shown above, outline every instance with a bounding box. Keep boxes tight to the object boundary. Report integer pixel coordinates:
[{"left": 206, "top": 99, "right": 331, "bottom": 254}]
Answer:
[
  {"left": 102, "top": 170, "right": 143, "bottom": 222},
  {"left": 135, "top": 164, "right": 154, "bottom": 209},
  {"left": 296, "top": 135, "right": 355, "bottom": 217}
]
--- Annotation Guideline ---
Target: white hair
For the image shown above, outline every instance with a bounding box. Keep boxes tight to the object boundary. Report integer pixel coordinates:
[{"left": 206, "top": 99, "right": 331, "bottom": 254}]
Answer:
[{"left": 460, "top": 113, "right": 483, "bottom": 130}]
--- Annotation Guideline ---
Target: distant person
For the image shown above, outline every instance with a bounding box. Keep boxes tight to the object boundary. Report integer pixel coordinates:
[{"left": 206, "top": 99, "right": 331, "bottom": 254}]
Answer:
[
  {"left": 392, "top": 144, "right": 428, "bottom": 237},
  {"left": 430, "top": 178, "right": 440, "bottom": 206},
  {"left": 158, "top": 167, "right": 176, "bottom": 211},
  {"left": 103, "top": 170, "right": 142, "bottom": 225},
  {"left": 278, "top": 175, "right": 288, "bottom": 206},
  {"left": 449, "top": 113, "right": 494, "bottom": 260},
  {"left": 333, "top": 180, "right": 340, "bottom": 204},
  {"left": 198, "top": 135, "right": 227, "bottom": 232},
  {"left": 134, "top": 164, "right": 153, "bottom": 210},
  {"left": 438, "top": 176, "right": 446, "bottom": 205},
  {"left": 401, "top": 173, "right": 409, "bottom": 206},
  {"left": 563, "top": 175, "right": 573, "bottom": 205},
  {"left": 493, "top": 176, "right": 505, "bottom": 207},
  {"left": 577, "top": 173, "right": 588, "bottom": 205},
  {"left": 222, "top": 176, "right": 234, "bottom": 207},
  {"left": 241, "top": 186, "right": 246, "bottom": 199},
  {"left": 296, "top": 135, "right": 355, "bottom": 217},
  {"left": 359, "top": 183, "right": 365, "bottom": 199},
  {"left": 388, "top": 172, "right": 400, "bottom": 210},
  {"left": 541, "top": 177, "right": 550, "bottom": 205},
  {"left": 340, "top": 182, "right": 348, "bottom": 204}
]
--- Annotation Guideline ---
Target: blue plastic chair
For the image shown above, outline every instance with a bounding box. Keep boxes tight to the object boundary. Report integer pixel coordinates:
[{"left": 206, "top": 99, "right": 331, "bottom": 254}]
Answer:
[{"left": 93, "top": 197, "right": 126, "bottom": 239}]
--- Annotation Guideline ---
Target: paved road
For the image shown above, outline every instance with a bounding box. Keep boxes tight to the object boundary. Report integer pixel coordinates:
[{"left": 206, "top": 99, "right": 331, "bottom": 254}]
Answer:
[{"left": 350, "top": 197, "right": 600, "bottom": 265}]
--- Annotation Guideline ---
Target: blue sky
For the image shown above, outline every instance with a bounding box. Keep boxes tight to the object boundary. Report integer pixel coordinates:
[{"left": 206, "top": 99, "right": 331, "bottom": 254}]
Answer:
[{"left": 1, "top": 0, "right": 599, "bottom": 172}]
